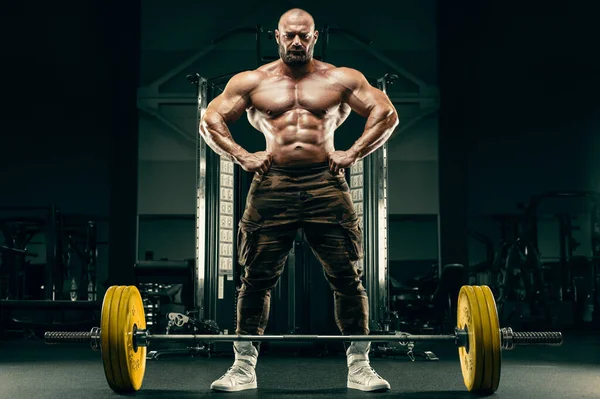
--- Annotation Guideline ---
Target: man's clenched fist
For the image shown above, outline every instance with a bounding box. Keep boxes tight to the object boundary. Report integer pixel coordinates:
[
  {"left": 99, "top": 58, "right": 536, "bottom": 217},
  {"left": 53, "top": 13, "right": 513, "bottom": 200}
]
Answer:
[{"left": 240, "top": 151, "right": 273, "bottom": 174}]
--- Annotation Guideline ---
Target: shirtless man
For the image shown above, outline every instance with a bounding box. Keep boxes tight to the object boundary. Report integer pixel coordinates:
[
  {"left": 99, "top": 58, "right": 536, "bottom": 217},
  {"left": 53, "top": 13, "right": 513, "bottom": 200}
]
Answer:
[{"left": 199, "top": 8, "right": 399, "bottom": 392}]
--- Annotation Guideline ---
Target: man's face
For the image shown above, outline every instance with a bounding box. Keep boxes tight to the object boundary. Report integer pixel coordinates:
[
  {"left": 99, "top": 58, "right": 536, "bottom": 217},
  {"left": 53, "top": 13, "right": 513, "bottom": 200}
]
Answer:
[{"left": 276, "top": 19, "right": 318, "bottom": 66}]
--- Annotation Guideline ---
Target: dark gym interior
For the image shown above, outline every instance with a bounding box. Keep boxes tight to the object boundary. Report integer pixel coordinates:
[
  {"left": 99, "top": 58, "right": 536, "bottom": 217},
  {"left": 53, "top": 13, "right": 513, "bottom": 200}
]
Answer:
[{"left": 2, "top": 0, "right": 600, "bottom": 398}]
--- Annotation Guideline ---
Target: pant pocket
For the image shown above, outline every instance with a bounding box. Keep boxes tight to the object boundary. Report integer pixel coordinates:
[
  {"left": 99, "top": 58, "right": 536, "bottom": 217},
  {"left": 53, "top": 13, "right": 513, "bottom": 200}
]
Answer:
[
  {"left": 327, "top": 170, "right": 349, "bottom": 191},
  {"left": 339, "top": 218, "right": 364, "bottom": 261},
  {"left": 237, "top": 219, "right": 261, "bottom": 267}
]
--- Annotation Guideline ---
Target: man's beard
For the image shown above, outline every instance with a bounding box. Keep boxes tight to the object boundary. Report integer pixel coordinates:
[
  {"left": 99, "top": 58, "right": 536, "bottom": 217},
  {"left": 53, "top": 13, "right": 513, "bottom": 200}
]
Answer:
[{"left": 279, "top": 45, "right": 312, "bottom": 66}]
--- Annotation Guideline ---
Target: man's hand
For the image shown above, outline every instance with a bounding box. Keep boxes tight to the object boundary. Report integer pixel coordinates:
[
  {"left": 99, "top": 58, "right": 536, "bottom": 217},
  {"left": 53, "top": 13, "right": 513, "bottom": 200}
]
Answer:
[
  {"left": 328, "top": 150, "right": 358, "bottom": 174},
  {"left": 239, "top": 151, "right": 273, "bottom": 174}
]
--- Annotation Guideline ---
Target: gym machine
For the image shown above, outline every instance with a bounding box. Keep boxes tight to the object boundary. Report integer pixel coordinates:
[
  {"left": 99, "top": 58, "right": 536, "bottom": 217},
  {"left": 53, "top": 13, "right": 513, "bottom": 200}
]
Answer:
[
  {"left": 0, "top": 205, "right": 60, "bottom": 302},
  {"left": 150, "top": 70, "right": 416, "bottom": 359},
  {"left": 0, "top": 205, "right": 103, "bottom": 335},
  {"left": 136, "top": 23, "right": 445, "bottom": 359},
  {"left": 493, "top": 191, "right": 600, "bottom": 328},
  {"left": 62, "top": 220, "right": 99, "bottom": 302}
]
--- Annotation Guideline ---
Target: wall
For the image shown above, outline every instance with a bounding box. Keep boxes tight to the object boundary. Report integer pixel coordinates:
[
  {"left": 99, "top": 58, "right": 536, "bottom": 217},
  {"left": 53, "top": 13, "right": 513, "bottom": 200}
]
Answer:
[{"left": 137, "top": 218, "right": 195, "bottom": 261}]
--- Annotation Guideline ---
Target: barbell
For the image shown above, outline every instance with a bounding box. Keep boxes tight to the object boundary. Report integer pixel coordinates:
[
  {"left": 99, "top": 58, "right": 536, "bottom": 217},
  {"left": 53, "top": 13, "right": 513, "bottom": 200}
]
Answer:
[{"left": 44, "top": 284, "right": 563, "bottom": 394}]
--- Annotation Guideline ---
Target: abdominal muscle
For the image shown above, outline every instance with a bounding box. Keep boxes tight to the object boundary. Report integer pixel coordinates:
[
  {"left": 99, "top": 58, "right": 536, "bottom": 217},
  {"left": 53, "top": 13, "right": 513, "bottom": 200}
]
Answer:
[
  {"left": 251, "top": 109, "right": 338, "bottom": 166},
  {"left": 268, "top": 135, "right": 333, "bottom": 165}
]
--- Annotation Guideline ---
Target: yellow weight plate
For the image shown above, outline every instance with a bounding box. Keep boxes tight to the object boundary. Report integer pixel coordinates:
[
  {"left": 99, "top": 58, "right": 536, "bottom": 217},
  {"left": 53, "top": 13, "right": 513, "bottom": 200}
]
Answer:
[
  {"left": 100, "top": 285, "right": 114, "bottom": 390},
  {"left": 481, "top": 285, "right": 502, "bottom": 392},
  {"left": 109, "top": 286, "right": 127, "bottom": 391},
  {"left": 101, "top": 285, "right": 125, "bottom": 391},
  {"left": 457, "top": 285, "right": 484, "bottom": 392},
  {"left": 117, "top": 285, "right": 147, "bottom": 391},
  {"left": 472, "top": 286, "right": 494, "bottom": 392},
  {"left": 128, "top": 285, "right": 147, "bottom": 390},
  {"left": 100, "top": 285, "right": 147, "bottom": 393}
]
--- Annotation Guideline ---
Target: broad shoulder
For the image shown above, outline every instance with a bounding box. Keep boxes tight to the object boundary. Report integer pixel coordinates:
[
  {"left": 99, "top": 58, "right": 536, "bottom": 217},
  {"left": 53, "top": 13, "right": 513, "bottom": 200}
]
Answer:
[
  {"left": 226, "top": 69, "right": 268, "bottom": 94},
  {"left": 322, "top": 66, "right": 368, "bottom": 90},
  {"left": 255, "top": 60, "right": 281, "bottom": 76}
]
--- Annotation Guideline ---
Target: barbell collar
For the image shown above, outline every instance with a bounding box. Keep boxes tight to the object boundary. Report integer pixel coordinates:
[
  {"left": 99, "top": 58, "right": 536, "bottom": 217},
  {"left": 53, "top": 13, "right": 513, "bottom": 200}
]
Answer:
[
  {"left": 91, "top": 327, "right": 101, "bottom": 351},
  {"left": 454, "top": 327, "right": 469, "bottom": 349}
]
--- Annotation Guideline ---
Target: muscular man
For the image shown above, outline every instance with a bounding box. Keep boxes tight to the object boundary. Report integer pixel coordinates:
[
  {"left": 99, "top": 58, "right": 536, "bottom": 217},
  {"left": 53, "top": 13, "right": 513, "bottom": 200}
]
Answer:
[{"left": 200, "top": 8, "right": 399, "bottom": 392}]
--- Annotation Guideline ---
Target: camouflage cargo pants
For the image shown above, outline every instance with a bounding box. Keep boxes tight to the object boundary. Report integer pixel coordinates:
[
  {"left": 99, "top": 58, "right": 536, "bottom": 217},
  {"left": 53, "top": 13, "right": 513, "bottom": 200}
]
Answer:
[{"left": 236, "top": 162, "right": 369, "bottom": 336}]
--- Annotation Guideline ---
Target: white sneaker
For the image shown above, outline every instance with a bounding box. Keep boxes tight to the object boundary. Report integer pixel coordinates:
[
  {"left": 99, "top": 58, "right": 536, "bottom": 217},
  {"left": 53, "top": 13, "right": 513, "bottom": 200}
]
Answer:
[
  {"left": 210, "top": 342, "right": 258, "bottom": 392},
  {"left": 346, "top": 342, "right": 391, "bottom": 392}
]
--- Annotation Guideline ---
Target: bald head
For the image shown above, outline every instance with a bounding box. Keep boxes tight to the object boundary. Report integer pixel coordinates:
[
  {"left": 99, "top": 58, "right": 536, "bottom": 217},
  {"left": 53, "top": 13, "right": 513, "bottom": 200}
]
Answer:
[
  {"left": 275, "top": 8, "right": 319, "bottom": 67},
  {"left": 278, "top": 8, "right": 315, "bottom": 31}
]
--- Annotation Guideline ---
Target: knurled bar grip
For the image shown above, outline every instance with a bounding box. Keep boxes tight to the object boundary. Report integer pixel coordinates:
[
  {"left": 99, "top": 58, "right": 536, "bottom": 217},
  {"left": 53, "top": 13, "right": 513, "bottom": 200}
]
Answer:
[
  {"left": 501, "top": 327, "right": 563, "bottom": 350},
  {"left": 45, "top": 331, "right": 92, "bottom": 344}
]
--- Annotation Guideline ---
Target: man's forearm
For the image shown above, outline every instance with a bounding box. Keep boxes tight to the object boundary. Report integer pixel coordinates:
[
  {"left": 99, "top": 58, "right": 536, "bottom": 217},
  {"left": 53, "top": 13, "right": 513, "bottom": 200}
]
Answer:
[
  {"left": 348, "top": 106, "right": 399, "bottom": 160},
  {"left": 199, "top": 112, "right": 249, "bottom": 164}
]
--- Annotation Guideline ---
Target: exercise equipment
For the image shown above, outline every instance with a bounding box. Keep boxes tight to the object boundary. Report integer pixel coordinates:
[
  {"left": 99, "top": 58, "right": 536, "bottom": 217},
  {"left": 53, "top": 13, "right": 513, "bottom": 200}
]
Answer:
[
  {"left": 494, "top": 191, "right": 600, "bottom": 327},
  {"left": 44, "top": 284, "right": 562, "bottom": 394}
]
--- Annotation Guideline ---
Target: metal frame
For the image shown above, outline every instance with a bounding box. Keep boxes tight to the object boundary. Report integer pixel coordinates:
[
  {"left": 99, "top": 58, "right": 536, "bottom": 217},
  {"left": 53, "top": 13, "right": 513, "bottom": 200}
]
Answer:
[
  {"left": 191, "top": 75, "right": 237, "bottom": 324},
  {"left": 375, "top": 76, "right": 391, "bottom": 321},
  {"left": 390, "top": 105, "right": 439, "bottom": 140},
  {"left": 143, "top": 2, "right": 277, "bottom": 93},
  {"left": 194, "top": 76, "right": 209, "bottom": 320},
  {"left": 139, "top": 93, "right": 436, "bottom": 107},
  {"left": 190, "top": 71, "right": 397, "bottom": 331},
  {"left": 170, "top": 11, "right": 439, "bottom": 327},
  {"left": 138, "top": 104, "right": 195, "bottom": 145},
  {"left": 348, "top": 75, "right": 394, "bottom": 326}
]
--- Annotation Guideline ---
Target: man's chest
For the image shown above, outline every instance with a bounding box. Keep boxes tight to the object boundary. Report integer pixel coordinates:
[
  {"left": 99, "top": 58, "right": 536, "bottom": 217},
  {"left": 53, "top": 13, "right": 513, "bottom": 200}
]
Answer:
[{"left": 249, "top": 77, "right": 346, "bottom": 115}]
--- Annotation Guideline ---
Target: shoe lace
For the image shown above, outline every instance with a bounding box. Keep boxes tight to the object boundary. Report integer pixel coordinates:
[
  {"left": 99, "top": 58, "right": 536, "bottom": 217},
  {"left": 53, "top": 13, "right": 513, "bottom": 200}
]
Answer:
[
  {"left": 351, "top": 365, "right": 382, "bottom": 380},
  {"left": 222, "top": 364, "right": 252, "bottom": 381}
]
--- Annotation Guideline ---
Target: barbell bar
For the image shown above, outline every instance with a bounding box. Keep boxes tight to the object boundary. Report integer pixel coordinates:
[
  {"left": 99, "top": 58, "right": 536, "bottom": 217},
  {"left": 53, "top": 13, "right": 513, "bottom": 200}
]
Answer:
[
  {"left": 44, "top": 327, "right": 561, "bottom": 348},
  {"left": 43, "top": 285, "right": 563, "bottom": 394}
]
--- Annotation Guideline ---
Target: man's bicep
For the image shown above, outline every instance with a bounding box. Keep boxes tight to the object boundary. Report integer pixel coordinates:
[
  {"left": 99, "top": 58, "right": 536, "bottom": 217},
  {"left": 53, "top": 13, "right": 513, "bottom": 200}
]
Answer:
[
  {"left": 342, "top": 69, "right": 394, "bottom": 117},
  {"left": 205, "top": 92, "right": 247, "bottom": 124},
  {"left": 205, "top": 89, "right": 249, "bottom": 124}
]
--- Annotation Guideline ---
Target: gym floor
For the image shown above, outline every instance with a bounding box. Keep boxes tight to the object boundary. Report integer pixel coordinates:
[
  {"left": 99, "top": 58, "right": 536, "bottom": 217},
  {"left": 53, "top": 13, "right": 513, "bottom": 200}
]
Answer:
[{"left": 1, "top": 329, "right": 598, "bottom": 399}]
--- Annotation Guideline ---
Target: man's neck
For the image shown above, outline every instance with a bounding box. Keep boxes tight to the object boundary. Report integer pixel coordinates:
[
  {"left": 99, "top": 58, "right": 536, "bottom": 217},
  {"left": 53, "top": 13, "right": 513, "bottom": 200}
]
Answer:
[{"left": 279, "top": 59, "right": 315, "bottom": 80}]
